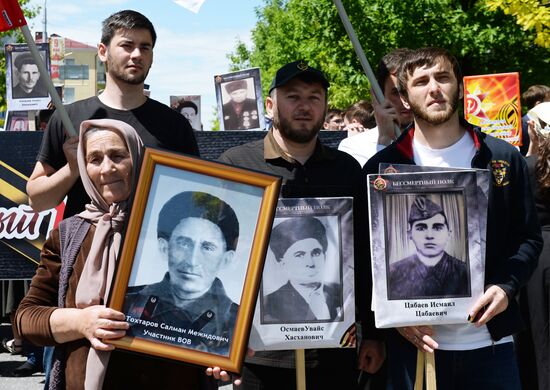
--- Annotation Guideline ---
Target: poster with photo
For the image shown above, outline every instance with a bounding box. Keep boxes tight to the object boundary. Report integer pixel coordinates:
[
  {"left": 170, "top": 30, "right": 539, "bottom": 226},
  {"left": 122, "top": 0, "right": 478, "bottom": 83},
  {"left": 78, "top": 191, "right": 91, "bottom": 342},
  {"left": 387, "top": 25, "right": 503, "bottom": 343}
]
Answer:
[
  {"left": 170, "top": 95, "right": 202, "bottom": 130},
  {"left": 5, "top": 43, "right": 50, "bottom": 111},
  {"left": 367, "top": 170, "right": 486, "bottom": 328},
  {"left": 248, "top": 197, "right": 356, "bottom": 351},
  {"left": 5, "top": 111, "right": 32, "bottom": 131},
  {"left": 109, "top": 149, "right": 280, "bottom": 373},
  {"left": 214, "top": 68, "right": 265, "bottom": 131}
]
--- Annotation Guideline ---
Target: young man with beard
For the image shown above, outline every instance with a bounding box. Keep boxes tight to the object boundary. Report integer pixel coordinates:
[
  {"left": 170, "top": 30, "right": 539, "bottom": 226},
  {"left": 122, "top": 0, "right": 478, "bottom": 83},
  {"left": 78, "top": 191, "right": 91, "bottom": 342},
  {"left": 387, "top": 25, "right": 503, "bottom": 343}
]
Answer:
[
  {"left": 364, "top": 47, "right": 542, "bottom": 389},
  {"left": 27, "top": 10, "right": 199, "bottom": 217},
  {"left": 220, "top": 60, "right": 384, "bottom": 389}
]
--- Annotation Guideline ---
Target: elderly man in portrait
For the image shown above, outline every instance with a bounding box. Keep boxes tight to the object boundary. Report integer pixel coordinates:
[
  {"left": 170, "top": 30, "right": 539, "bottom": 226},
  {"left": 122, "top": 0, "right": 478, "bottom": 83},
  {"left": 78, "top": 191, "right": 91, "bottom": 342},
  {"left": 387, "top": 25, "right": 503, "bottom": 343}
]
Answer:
[
  {"left": 124, "top": 191, "right": 240, "bottom": 356},
  {"left": 222, "top": 79, "right": 260, "bottom": 130},
  {"left": 12, "top": 52, "right": 48, "bottom": 99},
  {"left": 262, "top": 217, "right": 342, "bottom": 324},
  {"left": 388, "top": 195, "right": 469, "bottom": 300}
]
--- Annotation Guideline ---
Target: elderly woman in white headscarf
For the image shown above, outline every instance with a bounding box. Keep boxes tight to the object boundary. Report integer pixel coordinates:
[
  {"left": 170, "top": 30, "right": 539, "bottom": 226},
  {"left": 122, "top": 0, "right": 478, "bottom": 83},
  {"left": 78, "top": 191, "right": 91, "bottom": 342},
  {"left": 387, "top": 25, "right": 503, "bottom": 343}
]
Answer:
[{"left": 15, "top": 119, "right": 228, "bottom": 389}]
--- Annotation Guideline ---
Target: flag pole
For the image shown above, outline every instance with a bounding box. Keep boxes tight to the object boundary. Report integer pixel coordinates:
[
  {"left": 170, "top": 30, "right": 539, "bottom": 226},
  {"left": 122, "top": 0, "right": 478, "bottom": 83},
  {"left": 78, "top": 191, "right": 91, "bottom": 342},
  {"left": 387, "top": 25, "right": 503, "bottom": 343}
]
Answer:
[
  {"left": 19, "top": 24, "right": 77, "bottom": 136},
  {"left": 332, "top": 0, "right": 400, "bottom": 137}
]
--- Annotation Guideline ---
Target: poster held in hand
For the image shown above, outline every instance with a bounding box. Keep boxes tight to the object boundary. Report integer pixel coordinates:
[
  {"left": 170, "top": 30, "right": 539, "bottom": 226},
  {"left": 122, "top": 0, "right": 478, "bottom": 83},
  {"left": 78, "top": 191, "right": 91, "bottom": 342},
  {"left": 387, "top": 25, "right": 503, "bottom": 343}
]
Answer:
[{"left": 368, "top": 169, "right": 487, "bottom": 328}]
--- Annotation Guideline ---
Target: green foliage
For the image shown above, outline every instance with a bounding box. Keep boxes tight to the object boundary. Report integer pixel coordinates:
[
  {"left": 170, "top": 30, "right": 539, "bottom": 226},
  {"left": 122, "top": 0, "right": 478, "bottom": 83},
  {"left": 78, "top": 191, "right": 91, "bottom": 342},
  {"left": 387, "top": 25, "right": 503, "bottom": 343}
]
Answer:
[
  {"left": 210, "top": 105, "right": 220, "bottom": 131},
  {"left": 229, "top": 0, "right": 550, "bottom": 109},
  {"left": 0, "top": 1, "right": 40, "bottom": 112},
  {"left": 484, "top": 0, "right": 550, "bottom": 49}
]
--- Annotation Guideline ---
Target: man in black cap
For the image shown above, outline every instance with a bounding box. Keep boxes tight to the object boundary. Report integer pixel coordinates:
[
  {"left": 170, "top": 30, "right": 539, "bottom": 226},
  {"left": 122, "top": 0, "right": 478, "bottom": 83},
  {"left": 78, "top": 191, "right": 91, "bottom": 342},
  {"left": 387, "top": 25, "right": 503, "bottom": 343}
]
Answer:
[
  {"left": 262, "top": 217, "right": 342, "bottom": 323},
  {"left": 123, "top": 191, "right": 240, "bottom": 356},
  {"left": 220, "top": 60, "right": 384, "bottom": 389},
  {"left": 12, "top": 52, "right": 48, "bottom": 99},
  {"left": 222, "top": 78, "right": 260, "bottom": 130},
  {"left": 388, "top": 196, "right": 469, "bottom": 300}
]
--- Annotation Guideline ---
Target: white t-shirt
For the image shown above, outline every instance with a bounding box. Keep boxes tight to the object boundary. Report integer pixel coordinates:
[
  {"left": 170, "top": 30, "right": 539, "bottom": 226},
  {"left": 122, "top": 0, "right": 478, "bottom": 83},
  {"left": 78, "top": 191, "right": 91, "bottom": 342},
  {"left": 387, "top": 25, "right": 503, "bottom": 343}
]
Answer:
[
  {"left": 412, "top": 131, "right": 513, "bottom": 350},
  {"left": 338, "top": 127, "right": 386, "bottom": 167}
]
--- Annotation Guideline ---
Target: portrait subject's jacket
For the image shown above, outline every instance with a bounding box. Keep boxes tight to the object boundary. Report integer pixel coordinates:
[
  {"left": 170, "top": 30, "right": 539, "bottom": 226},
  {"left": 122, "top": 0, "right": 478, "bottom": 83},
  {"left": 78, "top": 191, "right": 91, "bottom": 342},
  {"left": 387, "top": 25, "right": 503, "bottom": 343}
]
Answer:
[
  {"left": 388, "top": 252, "right": 469, "bottom": 300},
  {"left": 222, "top": 98, "right": 259, "bottom": 130},
  {"left": 262, "top": 281, "right": 342, "bottom": 323},
  {"left": 124, "top": 274, "right": 239, "bottom": 356}
]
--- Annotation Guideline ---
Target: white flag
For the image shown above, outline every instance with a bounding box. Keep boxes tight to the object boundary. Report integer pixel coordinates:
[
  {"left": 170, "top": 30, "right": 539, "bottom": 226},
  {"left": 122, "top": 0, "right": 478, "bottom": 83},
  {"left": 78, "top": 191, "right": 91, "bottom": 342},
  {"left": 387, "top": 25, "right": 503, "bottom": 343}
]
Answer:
[{"left": 173, "top": 0, "right": 206, "bottom": 13}]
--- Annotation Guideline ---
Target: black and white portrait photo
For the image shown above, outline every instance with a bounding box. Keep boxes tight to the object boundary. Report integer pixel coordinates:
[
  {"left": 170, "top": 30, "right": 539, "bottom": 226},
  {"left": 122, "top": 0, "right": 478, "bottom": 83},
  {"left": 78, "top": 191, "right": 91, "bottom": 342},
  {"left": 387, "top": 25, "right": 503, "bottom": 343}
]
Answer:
[
  {"left": 248, "top": 197, "right": 355, "bottom": 351},
  {"left": 170, "top": 95, "right": 201, "bottom": 130},
  {"left": 214, "top": 68, "right": 265, "bottom": 131},
  {"left": 5, "top": 43, "right": 50, "bottom": 111},
  {"left": 261, "top": 216, "right": 343, "bottom": 324},
  {"left": 121, "top": 164, "right": 265, "bottom": 356},
  {"left": 386, "top": 193, "right": 471, "bottom": 300},
  {"left": 368, "top": 169, "right": 486, "bottom": 328}
]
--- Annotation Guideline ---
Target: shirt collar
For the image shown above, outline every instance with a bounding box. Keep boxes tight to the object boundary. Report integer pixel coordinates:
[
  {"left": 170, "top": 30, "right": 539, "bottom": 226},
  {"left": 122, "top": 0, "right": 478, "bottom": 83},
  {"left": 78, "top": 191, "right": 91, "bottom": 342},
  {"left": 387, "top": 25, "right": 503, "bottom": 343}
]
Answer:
[
  {"left": 263, "top": 129, "right": 334, "bottom": 164},
  {"left": 395, "top": 119, "right": 481, "bottom": 161}
]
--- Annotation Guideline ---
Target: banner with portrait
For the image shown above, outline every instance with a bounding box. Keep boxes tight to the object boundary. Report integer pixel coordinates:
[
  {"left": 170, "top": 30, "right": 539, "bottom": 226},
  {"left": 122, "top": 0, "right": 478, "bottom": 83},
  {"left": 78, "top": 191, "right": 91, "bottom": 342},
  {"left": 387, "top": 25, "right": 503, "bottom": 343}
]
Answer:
[
  {"left": 248, "top": 197, "right": 356, "bottom": 350},
  {"left": 5, "top": 43, "right": 51, "bottom": 111},
  {"left": 170, "top": 95, "right": 202, "bottom": 131},
  {"left": 214, "top": 68, "right": 265, "bottom": 131},
  {"left": 367, "top": 169, "right": 487, "bottom": 328}
]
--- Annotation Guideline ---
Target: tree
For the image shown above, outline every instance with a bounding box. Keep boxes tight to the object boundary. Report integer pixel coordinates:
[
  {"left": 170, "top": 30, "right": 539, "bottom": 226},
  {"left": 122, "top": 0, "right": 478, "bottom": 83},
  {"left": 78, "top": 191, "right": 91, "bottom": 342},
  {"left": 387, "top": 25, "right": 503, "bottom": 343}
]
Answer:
[
  {"left": 0, "top": 1, "right": 40, "bottom": 113},
  {"left": 230, "top": 0, "right": 549, "bottom": 109},
  {"left": 484, "top": 0, "right": 550, "bottom": 49}
]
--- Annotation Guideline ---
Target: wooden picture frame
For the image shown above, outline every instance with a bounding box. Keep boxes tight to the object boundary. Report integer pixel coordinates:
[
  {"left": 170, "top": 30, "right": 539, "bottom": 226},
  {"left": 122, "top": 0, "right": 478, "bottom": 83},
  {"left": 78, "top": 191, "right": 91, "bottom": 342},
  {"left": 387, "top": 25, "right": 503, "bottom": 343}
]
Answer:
[{"left": 109, "top": 148, "right": 281, "bottom": 373}]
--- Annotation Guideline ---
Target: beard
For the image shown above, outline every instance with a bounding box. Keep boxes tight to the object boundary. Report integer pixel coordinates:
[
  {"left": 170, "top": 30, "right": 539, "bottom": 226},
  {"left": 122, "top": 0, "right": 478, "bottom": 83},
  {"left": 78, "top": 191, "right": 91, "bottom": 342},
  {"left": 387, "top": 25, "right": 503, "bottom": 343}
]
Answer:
[
  {"left": 273, "top": 106, "right": 324, "bottom": 144},
  {"left": 409, "top": 87, "right": 460, "bottom": 126},
  {"left": 106, "top": 53, "right": 149, "bottom": 85}
]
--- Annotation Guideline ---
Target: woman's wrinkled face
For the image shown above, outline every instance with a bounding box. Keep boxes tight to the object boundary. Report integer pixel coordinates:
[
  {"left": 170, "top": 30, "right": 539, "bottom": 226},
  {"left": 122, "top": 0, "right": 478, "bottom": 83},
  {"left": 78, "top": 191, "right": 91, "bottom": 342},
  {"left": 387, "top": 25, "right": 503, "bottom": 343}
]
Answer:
[{"left": 85, "top": 130, "right": 132, "bottom": 204}]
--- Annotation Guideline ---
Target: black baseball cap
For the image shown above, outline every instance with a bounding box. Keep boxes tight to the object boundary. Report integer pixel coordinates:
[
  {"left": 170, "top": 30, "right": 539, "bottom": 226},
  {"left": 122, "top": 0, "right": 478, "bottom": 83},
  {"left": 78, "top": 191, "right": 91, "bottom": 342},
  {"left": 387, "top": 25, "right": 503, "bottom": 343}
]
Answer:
[{"left": 268, "top": 60, "right": 330, "bottom": 93}]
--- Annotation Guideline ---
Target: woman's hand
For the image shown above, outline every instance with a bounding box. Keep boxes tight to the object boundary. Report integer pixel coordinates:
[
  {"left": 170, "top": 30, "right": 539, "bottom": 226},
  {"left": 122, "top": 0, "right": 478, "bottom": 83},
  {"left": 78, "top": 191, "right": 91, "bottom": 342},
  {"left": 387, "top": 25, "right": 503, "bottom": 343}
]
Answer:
[
  {"left": 50, "top": 305, "right": 128, "bottom": 350},
  {"left": 78, "top": 305, "right": 129, "bottom": 350},
  {"left": 396, "top": 325, "right": 438, "bottom": 353}
]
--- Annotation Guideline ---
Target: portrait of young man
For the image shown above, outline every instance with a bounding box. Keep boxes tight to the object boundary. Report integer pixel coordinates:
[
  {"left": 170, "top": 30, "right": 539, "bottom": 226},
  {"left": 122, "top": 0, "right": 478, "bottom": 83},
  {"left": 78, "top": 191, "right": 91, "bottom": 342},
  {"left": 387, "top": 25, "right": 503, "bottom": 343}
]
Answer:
[
  {"left": 123, "top": 191, "right": 240, "bottom": 356},
  {"left": 11, "top": 52, "right": 48, "bottom": 99},
  {"left": 261, "top": 216, "right": 343, "bottom": 324},
  {"left": 387, "top": 195, "right": 470, "bottom": 300}
]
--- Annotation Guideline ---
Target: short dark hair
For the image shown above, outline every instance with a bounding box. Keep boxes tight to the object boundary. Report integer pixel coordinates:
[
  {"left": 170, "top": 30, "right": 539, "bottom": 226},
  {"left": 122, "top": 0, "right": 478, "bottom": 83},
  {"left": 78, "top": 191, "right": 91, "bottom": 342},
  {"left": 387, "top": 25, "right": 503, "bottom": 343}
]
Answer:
[
  {"left": 376, "top": 48, "right": 412, "bottom": 87},
  {"left": 101, "top": 10, "right": 157, "bottom": 47},
  {"left": 344, "top": 100, "right": 376, "bottom": 129},
  {"left": 522, "top": 85, "right": 550, "bottom": 110},
  {"left": 157, "top": 191, "right": 239, "bottom": 251},
  {"left": 270, "top": 217, "right": 328, "bottom": 261},
  {"left": 14, "top": 53, "right": 36, "bottom": 71},
  {"left": 325, "top": 108, "right": 343, "bottom": 122},
  {"left": 397, "top": 47, "right": 462, "bottom": 99},
  {"left": 175, "top": 100, "right": 198, "bottom": 114}
]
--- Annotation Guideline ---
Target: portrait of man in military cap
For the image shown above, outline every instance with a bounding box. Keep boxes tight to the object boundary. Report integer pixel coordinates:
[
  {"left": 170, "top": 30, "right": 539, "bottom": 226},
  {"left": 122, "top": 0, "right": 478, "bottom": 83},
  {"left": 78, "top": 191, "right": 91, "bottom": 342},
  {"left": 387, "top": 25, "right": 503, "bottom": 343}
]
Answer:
[
  {"left": 220, "top": 77, "right": 260, "bottom": 130},
  {"left": 123, "top": 191, "right": 240, "bottom": 356},
  {"left": 387, "top": 194, "right": 470, "bottom": 300},
  {"left": 260, "top": 216, "right": 343, "bottom": 324},
  {"left": 11, "top": 51, "right": 48, "bottom": 99}
]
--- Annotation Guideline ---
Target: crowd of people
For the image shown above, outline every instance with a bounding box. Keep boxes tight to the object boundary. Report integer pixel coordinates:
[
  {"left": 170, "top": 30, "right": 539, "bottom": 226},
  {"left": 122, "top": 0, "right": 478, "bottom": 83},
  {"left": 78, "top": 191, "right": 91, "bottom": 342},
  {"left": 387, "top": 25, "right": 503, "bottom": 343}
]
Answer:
[{"left": 1, "top": 7, "right": 549, "bottom": 390}]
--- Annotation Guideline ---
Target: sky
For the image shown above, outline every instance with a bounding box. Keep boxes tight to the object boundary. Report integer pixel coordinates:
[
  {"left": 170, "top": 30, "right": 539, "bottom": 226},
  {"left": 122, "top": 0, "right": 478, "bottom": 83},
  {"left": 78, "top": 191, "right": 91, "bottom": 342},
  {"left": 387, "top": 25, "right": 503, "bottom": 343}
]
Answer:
[{"left": 26, "top": 0, "right": 264, "bottom": 129}]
